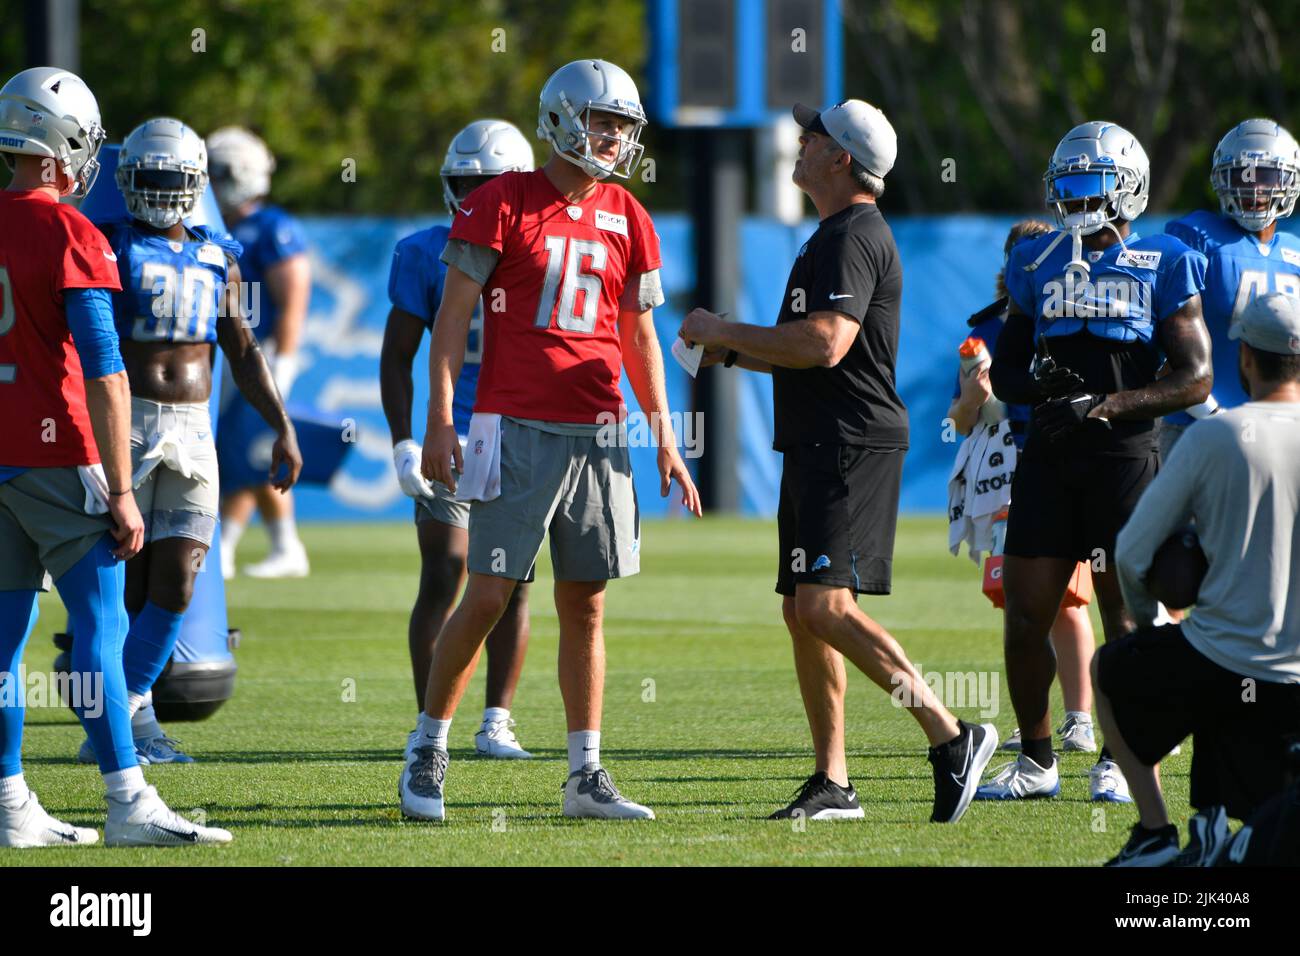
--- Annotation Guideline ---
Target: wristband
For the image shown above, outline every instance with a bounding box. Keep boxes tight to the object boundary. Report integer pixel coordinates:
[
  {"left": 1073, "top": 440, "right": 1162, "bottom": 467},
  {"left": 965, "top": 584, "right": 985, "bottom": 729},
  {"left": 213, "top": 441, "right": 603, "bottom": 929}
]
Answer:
[
  {"left": 108, "top": 488, "right": 130, "bottom": 496},
  {"left": 723, "top": 350, "right": 739, "bottom": 368}
]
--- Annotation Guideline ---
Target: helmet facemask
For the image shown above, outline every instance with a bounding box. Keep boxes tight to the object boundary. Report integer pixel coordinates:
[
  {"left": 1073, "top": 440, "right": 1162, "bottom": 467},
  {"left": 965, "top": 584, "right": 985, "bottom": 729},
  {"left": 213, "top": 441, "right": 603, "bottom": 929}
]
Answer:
[
  {"left": 441, "top": 173, "right": 497, "bottom": 216},
  {"left": 1213, "top": 159, "right": 1300, "bottom": 232},
  {"left": 118, "top": 161, "right": 206, "bottom": 229},
  {"left": 550, "top": 100, "right": 645, "bottom": 180}
]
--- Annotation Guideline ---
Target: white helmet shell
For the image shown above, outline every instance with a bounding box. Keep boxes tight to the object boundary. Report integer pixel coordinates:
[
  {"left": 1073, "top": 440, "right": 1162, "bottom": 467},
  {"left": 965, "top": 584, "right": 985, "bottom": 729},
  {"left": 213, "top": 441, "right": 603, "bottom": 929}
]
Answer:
[
  {"left": 116, "top": 117, "right": 208, "bottom": 229},
  {"left": 536, "top": 59, "right": 646, "bottom": 180},
  {"left": 1044, "top": 121, "right": 1150, "bottom": 235},
  {"left": 0, "top": 66, "right": 106, "bottom": 198},
  {"left": 1211, "top": 119, "right": 1300, "bottom": 233},
  {"left": 206, "top": 126, "right": 275, "bottom": 210},
  {"left": 440, "top": 119, "right": 534, "bottom": 215}
]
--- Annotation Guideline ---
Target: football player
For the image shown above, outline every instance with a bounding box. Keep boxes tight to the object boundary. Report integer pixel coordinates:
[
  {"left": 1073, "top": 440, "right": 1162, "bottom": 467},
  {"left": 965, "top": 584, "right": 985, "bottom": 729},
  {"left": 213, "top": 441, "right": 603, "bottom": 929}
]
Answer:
[
  {"left": 208, "top": 126, "right": 312, "bottom": 579},
  {"left": 71, "top": 118, "right": 301, "bottom": 767},
  {"left": 399, "top": 59, "right": 701, "bottom": 821},
  {"left": 975, "top": 122, "right": 1212, "bottom": 804},
  {"left": 1160, "top": 119, "right": 1300, "bottom": 454},
  {"left": 0, "top": 68, "right": 230, "bottom": 846},
  {"left": 382, "top": 119, "right": 534, "bottom": 758}
]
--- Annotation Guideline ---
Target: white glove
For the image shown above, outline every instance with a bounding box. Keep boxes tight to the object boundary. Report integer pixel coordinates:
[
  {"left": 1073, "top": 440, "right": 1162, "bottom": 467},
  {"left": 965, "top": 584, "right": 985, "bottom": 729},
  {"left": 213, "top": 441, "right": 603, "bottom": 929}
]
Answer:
[
  {"left": 393, "top": 439, "right": 435, "bottom": 500},
  {"left": 271, "top": 351, "right": 300, "bottom": 399}
]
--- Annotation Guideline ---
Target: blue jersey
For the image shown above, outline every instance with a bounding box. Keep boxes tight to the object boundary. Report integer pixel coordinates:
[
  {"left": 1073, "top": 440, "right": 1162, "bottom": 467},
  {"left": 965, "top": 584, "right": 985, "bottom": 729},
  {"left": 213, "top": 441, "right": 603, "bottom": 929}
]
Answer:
[
  {"left": 229, "top": 204, "right": 308, "bottom": 342},
  {"left": 387, "top": 224, "right": 481, "bottom": 437},
  {"left": 952, "top": 299, "right": 1032, "bottom": 450},
  {"left": 104, "top": 220, "right": 242, "bottom": 344},
  {"left": 1164, "top": 209, "right": 1300, "bottom": 421},
  {"left": 1005, "top": 228, "right": 1206, "bottom": 454}
]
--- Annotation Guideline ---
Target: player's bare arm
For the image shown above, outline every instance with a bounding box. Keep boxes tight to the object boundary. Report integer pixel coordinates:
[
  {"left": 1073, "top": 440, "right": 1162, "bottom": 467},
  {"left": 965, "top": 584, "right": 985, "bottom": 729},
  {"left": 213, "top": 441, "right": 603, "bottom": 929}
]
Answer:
[
  {"left": 216, "top": 262, "right": 302, "bottom": 491},
  {"left": 83, "top": 369, "right": 145, "bottom": 560},
  {"left": 380, "top": 307, "right": 426, "bottom": 445},
  {"left": 1092, "top": 296, "right": 1213, "bottom": 421},
  {"left": 421, "top": 262, "right": 479, "bottom": 490},
  {"left": 678, "top": 307, "right": 855, "bottom": 370},
  {"left": 619, "top": 307, "right": 703, "bottom": 517},
  {"left": 264, "top": 252, "right": 310, "bottom": 358}
]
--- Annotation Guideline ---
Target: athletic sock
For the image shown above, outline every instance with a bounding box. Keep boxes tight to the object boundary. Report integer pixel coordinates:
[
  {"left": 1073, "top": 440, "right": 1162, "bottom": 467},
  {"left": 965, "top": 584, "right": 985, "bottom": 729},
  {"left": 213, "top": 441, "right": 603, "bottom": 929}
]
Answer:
[
  {"left": 482, "top": 706, "right": 509, "bottom": 726},
  {"left": 568, "top": 730, "right": 600, "bottom": 774},
  {"left": 268, "top": 516, "right": 301, "bottom": 553},
  {"left": 122, "top": 601, "right": 185, "bottom": 698},
  {"left": 416, "top": 712, "right": 451, "bottom": 751},
  {"left": 0, "top": 772, "right": 30, "bottom": 809},
  {"left": 1023, "top": 736, "right": 1054, "bottom": 769},
  {"left": 103, "top": 766, "right": 147, "bottom": 803},
  {"left": 221, "top": 518, "right": 246, "bottom": 554}
]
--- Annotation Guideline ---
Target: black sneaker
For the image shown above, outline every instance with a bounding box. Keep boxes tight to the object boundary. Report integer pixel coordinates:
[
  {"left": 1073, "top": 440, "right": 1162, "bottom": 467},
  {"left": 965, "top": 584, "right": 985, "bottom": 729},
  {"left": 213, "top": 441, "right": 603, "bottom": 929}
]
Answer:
[
  {"left": 1105, "top": 822, "right": 1180, "bottom": 867},
  {"left": 1169, "top": 806, "right": 1231, "bottom": 866},
  {"left": 928, "top": 721, "right": 998, "bottom": 823},
  {"left": 768, "top": 772, "right": 864, "bottom": 820}
]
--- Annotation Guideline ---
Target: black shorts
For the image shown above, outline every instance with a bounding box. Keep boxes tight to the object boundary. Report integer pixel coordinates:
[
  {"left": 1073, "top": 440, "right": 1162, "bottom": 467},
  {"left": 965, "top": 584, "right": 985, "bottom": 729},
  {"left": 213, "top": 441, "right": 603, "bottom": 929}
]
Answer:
[
  {"left": 775, "top": 444, "right": 904, "bottom": 597},
  {"left": 1096, "top": 624, "right": 1300, "bottom": 820},
  {"left": 1003, "top": 447, "right": 1157, "bottom": 563}
]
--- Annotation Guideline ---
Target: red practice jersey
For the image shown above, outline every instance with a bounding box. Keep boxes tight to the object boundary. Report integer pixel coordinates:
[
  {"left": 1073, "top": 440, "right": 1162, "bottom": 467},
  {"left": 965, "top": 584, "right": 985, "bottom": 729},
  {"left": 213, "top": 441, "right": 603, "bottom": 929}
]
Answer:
[
  {"left": 449, "top": 169, "right": 662, "bottom": 422},
  {"left": 0, "top": 190, "right": 122, "bottom": 467}
]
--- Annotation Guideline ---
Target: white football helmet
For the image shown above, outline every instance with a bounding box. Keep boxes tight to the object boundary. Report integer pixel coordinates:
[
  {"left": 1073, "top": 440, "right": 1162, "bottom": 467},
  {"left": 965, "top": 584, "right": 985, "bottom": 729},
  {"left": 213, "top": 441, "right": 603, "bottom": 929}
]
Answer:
[
  {"left": 116, "top": 117, "right": 208, "bottom": 229},
  {"left": 1211, "top": 119, "right": 1300, "bottom": 233},
  {"left": 206, "top": 126, "right": 275, "bottom": 210},
  {"left": 537, "top": 59, "right": 646, "bottom": 180},
  {"left": 440, "top": 119, "right": 534, "bottom": 215},
  {"left": 0, "top": 66, "right": 106, "bottom": 198},
  {"left": 1044, "top": 122, "right": 1149, "bottom": 236}
]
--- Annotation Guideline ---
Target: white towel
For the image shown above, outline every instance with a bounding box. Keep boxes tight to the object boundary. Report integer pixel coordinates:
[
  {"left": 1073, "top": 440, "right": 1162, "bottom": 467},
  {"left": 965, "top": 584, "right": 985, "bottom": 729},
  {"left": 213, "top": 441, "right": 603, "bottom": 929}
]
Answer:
[
  {"left": 132, "top": 428, "right": 210, "bottom": 488},
  {"left": 947, "top": 420, "right": 1017, "bottom": 565},
  {"left": 78, "top": 463, "right": 110, "bottom": 515},
  {"left": 454, "top": 412, "right": 503, "bottom": 502}
]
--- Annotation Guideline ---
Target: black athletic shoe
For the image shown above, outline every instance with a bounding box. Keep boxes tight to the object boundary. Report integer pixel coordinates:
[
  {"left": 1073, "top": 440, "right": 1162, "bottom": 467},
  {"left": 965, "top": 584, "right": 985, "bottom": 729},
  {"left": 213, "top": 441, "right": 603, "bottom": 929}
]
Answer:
[
  {"left": 768, "top": 772, "right": 864, "bottom": 820},
  {"left": 1169, "top": 806, "right": 1231, "bottom": 867},
  {"left": 928, "top": 721, "right": 998, "bottom": 823},
  {"left": 1105, "top": 822, "right": 1180, "bottom": 867}
]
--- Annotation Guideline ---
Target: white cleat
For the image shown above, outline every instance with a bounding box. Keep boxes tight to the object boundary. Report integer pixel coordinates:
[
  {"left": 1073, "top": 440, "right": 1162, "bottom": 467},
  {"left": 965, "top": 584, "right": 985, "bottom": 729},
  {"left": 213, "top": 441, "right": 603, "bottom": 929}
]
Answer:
[
  {"left": 974, "top": 753, "right": 1061, "bottom": 800},
  {"left": 244, "top": 545, "right": 310, "bottom": 579},
  {"left": 399, "top": 742, "right": 447, "bottom": 821},
  {"left": 475, "top": 718, "right": 532, "bottom": 759},
  {"left": 1089, "top": 758, "right": 1133, "bottom": 803},
  {"left": 1058, "top": 714, "right": 1098, "bottom": 753},
  {"left": 562, "top": 764, "right": 655, "bottom": 819},
  {"left": 0, "top": 791, "right": 99, "bottom": 847},
  {"left": 105, "top": 786, "right": 232, "bottom": 846},
  {"left": 220, "top": 545, "right": 236, "bottom": 580}
]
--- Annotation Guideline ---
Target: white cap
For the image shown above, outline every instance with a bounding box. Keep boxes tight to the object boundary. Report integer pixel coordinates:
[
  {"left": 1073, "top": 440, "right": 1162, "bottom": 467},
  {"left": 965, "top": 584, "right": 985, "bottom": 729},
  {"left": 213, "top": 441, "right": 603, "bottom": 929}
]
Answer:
[
  {"left": 793, "top": 99, "right": 897, "bottom": 178},
  {"left": 1230, "top": 292, "right": 1300, "bottom": 355}
]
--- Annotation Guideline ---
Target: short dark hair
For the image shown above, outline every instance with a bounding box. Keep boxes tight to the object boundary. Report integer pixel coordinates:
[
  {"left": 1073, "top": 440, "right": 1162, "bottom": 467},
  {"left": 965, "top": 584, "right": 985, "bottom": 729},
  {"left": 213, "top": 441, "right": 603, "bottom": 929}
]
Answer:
[{"left": 1246, "top": 341, "right": 1300, "bottom": 384}]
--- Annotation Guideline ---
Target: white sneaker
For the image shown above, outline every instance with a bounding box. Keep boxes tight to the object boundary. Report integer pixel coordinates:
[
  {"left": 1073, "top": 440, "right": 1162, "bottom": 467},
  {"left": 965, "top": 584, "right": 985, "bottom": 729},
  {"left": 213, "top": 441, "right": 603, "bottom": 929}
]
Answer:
[
  {"left": 974, "top": 754, "right": 1060, "bottom": 800},
  {"left": 1168, "top": 744, "right": 1182, "bottom": 756},
  {"left": 1000, "top": 728, "right": 1022, "bottom": 752},
  {"left": 245, "top": 545, "right": 309, "bottom": 579},
  {"left": 562, "top": 765, "right": 655, "bottom": 819},
  {"left": 105, "top": 786, "right": 232, "bottom": 846},
  {"left": 475, "top": 718, "right": 532, "bottom": 759},
  {"left": 0, "top": 792, "right": 99, "bottom": 847},
  {"left": 1058, "top": 714, "right": 1098, "bottom": 753},
  {"left": 1089, "top": 758, "right": 1133, "bottom": 803},
  {"left": 399, "top": 742, "right": 447, "bottom": 821}
]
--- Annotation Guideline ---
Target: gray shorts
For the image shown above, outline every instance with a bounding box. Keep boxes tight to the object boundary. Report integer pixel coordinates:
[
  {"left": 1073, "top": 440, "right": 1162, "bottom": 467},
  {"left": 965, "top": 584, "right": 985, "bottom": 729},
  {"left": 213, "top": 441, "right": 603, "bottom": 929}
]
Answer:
[
  {"left": 0, "top": 467, "right": 114, "bottom": 591},
  {"left": 1157, "top": 419, "right": 1188, "bottom": 464},
  {"left": 467, "top": 417, "right": 640, "bottom": 582},
  {"left": 414, "top": 478, "right": 471, "bottom": 530},
  {"left": 131, "top": 398, "right": 219, "bottom": 546}
]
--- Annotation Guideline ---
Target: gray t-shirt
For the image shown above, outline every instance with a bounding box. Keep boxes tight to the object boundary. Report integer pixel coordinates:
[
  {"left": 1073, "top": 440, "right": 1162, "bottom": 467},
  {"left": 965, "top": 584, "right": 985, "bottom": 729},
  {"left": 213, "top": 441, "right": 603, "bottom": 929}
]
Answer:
[{"left": 1116, "top": 401, "right": 1300, "bottom": 683}]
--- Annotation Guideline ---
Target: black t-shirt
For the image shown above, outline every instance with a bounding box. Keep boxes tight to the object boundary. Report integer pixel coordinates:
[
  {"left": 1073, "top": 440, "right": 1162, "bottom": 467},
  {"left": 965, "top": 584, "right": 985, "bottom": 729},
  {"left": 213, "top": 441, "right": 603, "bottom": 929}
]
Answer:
[{"left": 771, "top": 202, "right": 908, "bottom": 451}]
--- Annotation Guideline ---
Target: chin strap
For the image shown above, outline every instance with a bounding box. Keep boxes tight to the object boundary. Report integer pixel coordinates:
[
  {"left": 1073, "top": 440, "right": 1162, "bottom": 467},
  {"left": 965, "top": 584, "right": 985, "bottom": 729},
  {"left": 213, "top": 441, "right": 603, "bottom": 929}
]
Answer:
[{"left": 1024, "top": 219, "right": 1132, "bottom": 277}]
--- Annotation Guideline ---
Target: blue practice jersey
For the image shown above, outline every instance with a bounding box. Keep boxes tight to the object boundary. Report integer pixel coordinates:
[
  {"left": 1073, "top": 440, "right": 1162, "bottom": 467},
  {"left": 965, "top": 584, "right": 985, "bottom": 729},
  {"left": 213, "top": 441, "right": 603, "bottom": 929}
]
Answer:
[
  {"left": 952, "top": 299, "right": 1032, "bottom": 450},
  {"left": 1005, "top": 228, "right": 1206, "bottom": 454},
  {"left": 229, "top": 204, "right": 308, "bottom": 342},
  {"left": 387, "top": 224, "right": 481, "bottom": 437},
  {"left": 103, "top": 220, "right": 242, "bottom": 344},
  {"left": 1164, "top": 209, "right": 1300, "bottom": 422}
]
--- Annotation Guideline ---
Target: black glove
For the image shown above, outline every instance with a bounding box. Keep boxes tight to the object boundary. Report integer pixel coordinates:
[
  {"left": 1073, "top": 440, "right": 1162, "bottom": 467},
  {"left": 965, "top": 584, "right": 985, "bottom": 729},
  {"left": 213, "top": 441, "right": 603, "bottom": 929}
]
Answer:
[
  {"left": 1033, "top": 392, "right": 1108, "bottom": 442},
  {"left": 1034, "top": 360, "right": 1086, "bottom": 398}
]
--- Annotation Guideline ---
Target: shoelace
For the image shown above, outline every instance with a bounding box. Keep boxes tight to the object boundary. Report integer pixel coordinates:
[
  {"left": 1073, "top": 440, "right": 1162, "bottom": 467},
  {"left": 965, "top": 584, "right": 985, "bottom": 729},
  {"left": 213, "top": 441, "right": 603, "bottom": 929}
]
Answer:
[
  {"left": 408, "top": 746, "right": 448, "bottom": 797},
  {"left": 590, "top": 768, "right": 623, "bottom": 801},
  {"left": 483, "top": 718, "right": 520, "bottom": 743},
  {"left": 143, "top": 735, "right": 187, "bottom": 756},
  {"left": 1056, "top": 716, "right": 1091, "bottom": 738},
  {"left": 785, "top": 773, "right": 833, "bottom": 804}
]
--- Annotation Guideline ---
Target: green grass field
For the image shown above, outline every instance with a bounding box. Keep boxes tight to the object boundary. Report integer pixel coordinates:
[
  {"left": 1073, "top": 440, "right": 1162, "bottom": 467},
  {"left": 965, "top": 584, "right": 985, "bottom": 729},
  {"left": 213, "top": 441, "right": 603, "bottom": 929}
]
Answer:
[{"left": 9, "top": 516, "right": 1192, "bottom": 866}]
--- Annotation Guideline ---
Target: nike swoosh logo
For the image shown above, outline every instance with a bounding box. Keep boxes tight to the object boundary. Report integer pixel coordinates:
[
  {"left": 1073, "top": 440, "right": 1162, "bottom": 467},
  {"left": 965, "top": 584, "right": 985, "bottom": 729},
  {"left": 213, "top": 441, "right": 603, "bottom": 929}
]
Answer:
[
  {"left": 461, "top": 207, "right": 474, "bottom": 216},
  {"left": 828, "top": 293, "right": 853, "bottom": 300},
  {"left": 103, "top": 250, "right": 118, "bottom": 261},
  {"left": 47, "top": 828, "right": 80, "bottom": 842},
  {"left": 949, "top": 735, "right": 974, "bottom": 789},
  {"left": 153, "top": 824, "right": 199, "bottom": 842}
]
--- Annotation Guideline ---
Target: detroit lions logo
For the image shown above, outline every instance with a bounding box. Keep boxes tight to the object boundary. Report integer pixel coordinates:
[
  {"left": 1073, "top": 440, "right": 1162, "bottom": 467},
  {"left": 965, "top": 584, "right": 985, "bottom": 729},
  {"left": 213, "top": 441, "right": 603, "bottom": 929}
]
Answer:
[{"left": 811, "top": 555, "right": 831, "bottom": 572}]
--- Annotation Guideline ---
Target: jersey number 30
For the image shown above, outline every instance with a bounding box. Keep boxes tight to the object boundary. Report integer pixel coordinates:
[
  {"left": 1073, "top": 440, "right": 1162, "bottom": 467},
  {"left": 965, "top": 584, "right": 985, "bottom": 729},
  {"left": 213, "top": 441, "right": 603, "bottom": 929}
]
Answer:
[{"left": 533, "top": 236, "right": 607, "bottom": 334}]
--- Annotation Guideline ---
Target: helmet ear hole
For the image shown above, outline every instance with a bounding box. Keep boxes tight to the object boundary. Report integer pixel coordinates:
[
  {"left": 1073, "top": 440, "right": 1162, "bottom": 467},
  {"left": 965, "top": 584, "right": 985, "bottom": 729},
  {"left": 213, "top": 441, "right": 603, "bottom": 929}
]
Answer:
[{"left": 549, "top": 112, "right": 560, "bottom": 128}]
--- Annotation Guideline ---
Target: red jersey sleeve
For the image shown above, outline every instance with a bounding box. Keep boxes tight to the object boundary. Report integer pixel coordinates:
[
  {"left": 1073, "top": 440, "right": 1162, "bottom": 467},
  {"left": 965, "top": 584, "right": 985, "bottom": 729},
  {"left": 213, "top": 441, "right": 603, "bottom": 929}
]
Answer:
[
  {"left": 56, "top": 207, "right": 122, "bottom": 292},
  {"left": 447, "top": 172, "right": 518, "bottom": 254},
  {"left": 625, "top": 193, "right": 662, "bottom": 274}
]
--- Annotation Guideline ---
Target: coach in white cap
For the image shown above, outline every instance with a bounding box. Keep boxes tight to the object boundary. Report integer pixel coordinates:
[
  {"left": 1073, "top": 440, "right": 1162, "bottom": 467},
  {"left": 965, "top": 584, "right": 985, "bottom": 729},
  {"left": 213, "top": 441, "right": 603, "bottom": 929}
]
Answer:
[
  {"left": 678, "top": 100, "right": 997, "bottom": 826},
  {"left": 1099, "top": 291, "right": 1300, "bottom": 866}
]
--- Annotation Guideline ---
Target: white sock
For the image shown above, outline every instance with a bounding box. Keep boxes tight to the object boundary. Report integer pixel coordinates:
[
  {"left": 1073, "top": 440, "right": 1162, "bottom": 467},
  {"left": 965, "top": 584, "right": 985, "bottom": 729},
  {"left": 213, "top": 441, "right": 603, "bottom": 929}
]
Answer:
[
  {"left": 417, "top": 712, "right": 451, "bottom": 751},
  {"left": 0, "top": 772, "right": 30, "bottom": 809},
  {"left": 127, "top": 690, "right": 148, "bottom": 721},
  {"left": 221, "top": 518, "right": 246, "bottom": 553},
  {"left": 1066, "top": 710, "right": 1092, "bottom": 723},
  {"left": 268, "top": 516, "right": 300, "bottom": 553},
  {"left": 103, "top": 766, "right": 148, "bottom": 803},
  {"left": 567, "top": 730, "right": 600, "bottom": 774},
  {"left": 482, "top": 706, "right": 509, "bottom": 726},
  {"left": 131, "top": 693, "right": 163, "bottom": 738}
]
